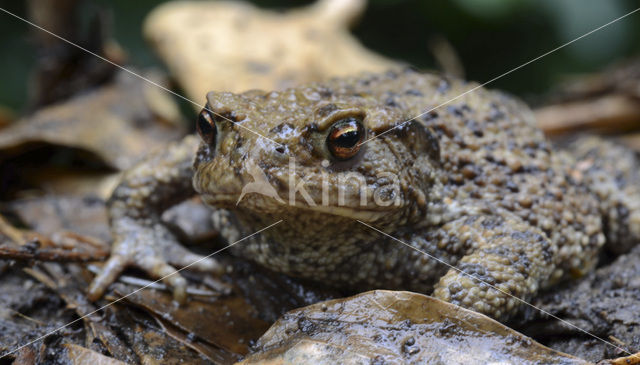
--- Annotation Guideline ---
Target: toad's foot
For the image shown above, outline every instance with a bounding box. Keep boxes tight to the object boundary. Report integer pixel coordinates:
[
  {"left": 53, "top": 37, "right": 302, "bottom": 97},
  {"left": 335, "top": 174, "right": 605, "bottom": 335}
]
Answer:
[
  {"left": 87, "top": 217, "right": 223, "bottom": 303},
  {"left": 430, "top": 215, "right": 556, "bottom": 320}
]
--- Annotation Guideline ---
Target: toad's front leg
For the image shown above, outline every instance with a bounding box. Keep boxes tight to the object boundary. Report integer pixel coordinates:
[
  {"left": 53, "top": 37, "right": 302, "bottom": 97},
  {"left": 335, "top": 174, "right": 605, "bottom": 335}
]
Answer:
[
  {"left": 88, "top": 135, "right": 222, "bottom": 302},
  {"left": 429, "top": 215, "right": 556, "bottom": 320}
]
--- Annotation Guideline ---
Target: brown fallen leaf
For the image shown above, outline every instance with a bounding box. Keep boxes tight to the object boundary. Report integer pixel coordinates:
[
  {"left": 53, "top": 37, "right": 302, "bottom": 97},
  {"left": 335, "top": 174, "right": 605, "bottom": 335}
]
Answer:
[
  {"left": 116, "top": 282, "right": 270, "bottom": 359},
  {"left": 13, "top": 168, "right": 120, "bottom": 200},
  {"left": 22, "top": 263, "right": 139, "bottom": 363},
  {"left": 13, "top": 193, "right": 218, "bottom": 246},
  {"left": 153, "top": 313, "right": 240, "bottom": 364},
  {"left": 535, "top": 57, "right": 640, "bottom": 137},
  {"left": 0, "top": 70, "right": 185, "bottom": 171},
  {"left": 12, "top": 345, "right": 41, "bottom": 365},
  {"left": 144, "top": 0, "right": 399, "bottom": 106},
  {"left": 0, "top": 214, "right": 108, "bottom": 262},
  {"left": 8, "top": 195, "right": 111, "bottom": 243},
  {"left": 550, "top": 58, "right": 640, "bottom": 101},
  {"left": 21, "top": 263, "right": 212, "bottom": 364},
  {"left": 3, "top": 197, "right": 169, "bottom": 362},
  {"left": 228, "top": 259, "right": 340, "bottom": 324},
  {"left": 114, "top": 310, "right": 214, "bottom": 365},
  {"left": 239, "top": 290, "right": 590, "bottom": 365},
  {"left": 619, "top": 132, "right": 640, "bottom": 152},
  {"left": 598, "top": 352, "right": 640, "bottom": 365},
  {"left": 61, "top": 344, "right": 126, "bottom": 365},
  {"left": 535, "top": 94, "right": 640, "bottom": 136},
  {"left": 103, "top": 257, "right": 338, "bottom": 364}
]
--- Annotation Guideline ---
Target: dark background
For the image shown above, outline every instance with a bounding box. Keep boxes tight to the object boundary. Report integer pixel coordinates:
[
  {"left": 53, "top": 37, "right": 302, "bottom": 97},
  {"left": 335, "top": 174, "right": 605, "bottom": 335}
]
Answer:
[{"left": 1, "top": 0, "right": 639, "bottom": 113}]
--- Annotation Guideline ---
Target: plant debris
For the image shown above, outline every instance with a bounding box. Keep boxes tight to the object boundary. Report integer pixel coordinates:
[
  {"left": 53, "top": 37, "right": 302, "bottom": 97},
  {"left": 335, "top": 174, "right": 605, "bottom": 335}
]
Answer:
[{"left": 240, "top": 290, "right": 590, "bottom": 365}]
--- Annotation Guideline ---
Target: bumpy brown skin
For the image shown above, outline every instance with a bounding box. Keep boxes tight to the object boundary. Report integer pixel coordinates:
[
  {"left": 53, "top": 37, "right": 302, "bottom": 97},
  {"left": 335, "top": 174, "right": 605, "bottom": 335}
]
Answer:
[{"left": 89, "top": 69, "right": 640, "bottom": 320}]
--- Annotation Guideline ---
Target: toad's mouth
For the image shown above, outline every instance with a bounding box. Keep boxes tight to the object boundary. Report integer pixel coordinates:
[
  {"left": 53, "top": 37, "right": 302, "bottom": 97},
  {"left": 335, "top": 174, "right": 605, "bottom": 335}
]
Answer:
[{"left": 200, "top": 192, "right": 395, "bottom": 222}]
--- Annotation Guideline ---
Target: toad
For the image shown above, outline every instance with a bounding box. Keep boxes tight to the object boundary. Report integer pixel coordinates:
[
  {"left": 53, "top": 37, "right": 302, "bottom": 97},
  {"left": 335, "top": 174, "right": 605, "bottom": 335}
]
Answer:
[{"left": 88, "top": 69, "right": 640, "bottom": 320}]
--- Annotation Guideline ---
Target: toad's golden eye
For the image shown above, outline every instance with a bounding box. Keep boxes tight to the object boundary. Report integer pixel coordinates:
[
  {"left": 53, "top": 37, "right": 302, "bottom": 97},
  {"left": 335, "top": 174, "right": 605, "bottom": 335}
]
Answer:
[
  {"left": 326, "top": 117, "right": 366, "bottom": 160},
  {"left": 197, "top": 108, "right": 217, "bottom": 147}
]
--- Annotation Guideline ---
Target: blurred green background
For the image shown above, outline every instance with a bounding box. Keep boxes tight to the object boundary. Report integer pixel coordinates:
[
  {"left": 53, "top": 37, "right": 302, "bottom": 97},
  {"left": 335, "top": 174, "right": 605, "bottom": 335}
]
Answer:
[{"left": 1, "top": 0, "right": 639, "bottom": 113}]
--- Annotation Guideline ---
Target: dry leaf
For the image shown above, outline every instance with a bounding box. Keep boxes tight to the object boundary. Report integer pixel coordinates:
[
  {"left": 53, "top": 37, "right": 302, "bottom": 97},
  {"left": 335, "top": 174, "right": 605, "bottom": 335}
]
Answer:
[
  {"left": 144, "top": 0, "right": 399, "bottom": 106},
  {"left": 599, "top": 352, "right": 640, "bottom": 365},
  {"left": 117, "top": 283, "right": 270, "bottom": 358},
  {"left": 535, "top": 58, "right": 640, "bottom": 137},
  {"left": 535, "top": 94, "right": 640, "bottom": 136},
  {"left": 62, "top": 344, "right": 126, "bottom": 365},
  {"left": 0, "top": 71, "right": 185, "bottom": 171},
  {"left": 0, "top": 214, "right": 108, "bottom": 262},
  {"left": 8, "top": 195, "right": 111, "bottom": 243},
  {"left": 240, "top": 290, "right": 590, "bottom": 365}
]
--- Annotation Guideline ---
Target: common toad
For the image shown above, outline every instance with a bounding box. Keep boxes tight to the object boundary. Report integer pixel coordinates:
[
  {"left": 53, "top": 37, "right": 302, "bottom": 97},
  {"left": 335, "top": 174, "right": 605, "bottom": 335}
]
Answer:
[{"left": 88, "top": 69, "right": 640, "bottom": 320}]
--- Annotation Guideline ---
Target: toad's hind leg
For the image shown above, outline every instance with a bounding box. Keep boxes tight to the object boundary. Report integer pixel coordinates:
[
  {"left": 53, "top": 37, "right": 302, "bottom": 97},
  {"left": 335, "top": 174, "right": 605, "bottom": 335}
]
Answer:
[
  {"left": 568, "top": 136, "right": 640, "bottom": 254},
  {"left": 431, "top": 215, "right": 555, "bottom": 320}
]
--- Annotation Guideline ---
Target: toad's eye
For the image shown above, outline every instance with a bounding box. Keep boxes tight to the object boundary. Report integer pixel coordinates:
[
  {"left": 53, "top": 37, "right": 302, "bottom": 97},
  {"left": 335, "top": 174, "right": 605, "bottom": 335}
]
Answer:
[
  {"left": 326, "top": 117, "right": 366, "bottom": 160},
  {"left": 197, "top": 108, "right": 217, "bottom": 146}
]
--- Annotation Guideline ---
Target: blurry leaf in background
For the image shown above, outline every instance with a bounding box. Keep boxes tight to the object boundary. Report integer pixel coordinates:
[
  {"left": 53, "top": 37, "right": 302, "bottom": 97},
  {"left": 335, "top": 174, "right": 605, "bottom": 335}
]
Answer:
[
  {"left": 0, "top": 70, "right": 184, "bottom": 172},
  {"left": 534, "top": 57, "right": 640, "bottom": 141},
  {"left": 143, "top": 0, "right": 399, "bottom": 106}
]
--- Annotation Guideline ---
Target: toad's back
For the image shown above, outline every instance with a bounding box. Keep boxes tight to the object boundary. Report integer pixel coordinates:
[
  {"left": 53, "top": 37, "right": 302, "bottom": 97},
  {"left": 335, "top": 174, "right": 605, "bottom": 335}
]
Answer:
[{"left": 310, "top": 70, "right": 608, "bottom": 282}]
